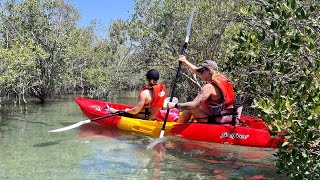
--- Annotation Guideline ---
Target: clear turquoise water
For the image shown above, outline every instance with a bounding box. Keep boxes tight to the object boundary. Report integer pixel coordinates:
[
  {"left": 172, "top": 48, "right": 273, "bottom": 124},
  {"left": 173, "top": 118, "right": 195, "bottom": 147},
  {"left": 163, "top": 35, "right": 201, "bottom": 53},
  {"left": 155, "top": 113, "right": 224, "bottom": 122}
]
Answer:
[{"left": 0, "top": 94, "right": 288, "bottom": 179}]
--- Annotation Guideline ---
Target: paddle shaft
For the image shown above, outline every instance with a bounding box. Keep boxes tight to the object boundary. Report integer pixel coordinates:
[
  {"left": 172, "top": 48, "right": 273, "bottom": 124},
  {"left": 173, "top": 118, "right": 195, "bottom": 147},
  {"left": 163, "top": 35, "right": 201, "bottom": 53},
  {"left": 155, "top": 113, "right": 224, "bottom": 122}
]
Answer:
[
  {"left": 160, "top": 43, "right": 187, "bottom": 131},
  {"left": 160, "top": 9, "right": 195, "bottom": 138},
  {"left": 91, "top": 111, "right": 125, "bottom": 122}
]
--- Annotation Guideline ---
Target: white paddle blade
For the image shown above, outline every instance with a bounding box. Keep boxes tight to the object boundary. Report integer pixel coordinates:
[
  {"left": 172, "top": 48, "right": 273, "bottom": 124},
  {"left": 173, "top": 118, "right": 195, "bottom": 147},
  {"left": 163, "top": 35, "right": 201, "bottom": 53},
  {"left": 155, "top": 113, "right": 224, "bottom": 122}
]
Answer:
[
  {"left": 48, "top": 120, "right": 91, "bottom": 132},
  {"left": 159, "top": 130, "right": 165, "bottom": 138},
  {"left": 147, "top": 136, "right": 168, "bottom": 149},
  {"left": 163, "top": 97, "right": 179, "bottom": 109},
  {"left": 185, "top": 9, "right": 195, "bottom": 43}
]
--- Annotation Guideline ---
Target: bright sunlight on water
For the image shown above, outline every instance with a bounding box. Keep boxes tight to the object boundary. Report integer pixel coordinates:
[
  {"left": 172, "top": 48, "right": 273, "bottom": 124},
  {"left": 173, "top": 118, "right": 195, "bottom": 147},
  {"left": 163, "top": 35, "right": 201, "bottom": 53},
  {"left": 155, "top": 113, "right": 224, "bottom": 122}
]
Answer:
[{"left": 0, "top": 92, "right": 289, "bottom": 179}]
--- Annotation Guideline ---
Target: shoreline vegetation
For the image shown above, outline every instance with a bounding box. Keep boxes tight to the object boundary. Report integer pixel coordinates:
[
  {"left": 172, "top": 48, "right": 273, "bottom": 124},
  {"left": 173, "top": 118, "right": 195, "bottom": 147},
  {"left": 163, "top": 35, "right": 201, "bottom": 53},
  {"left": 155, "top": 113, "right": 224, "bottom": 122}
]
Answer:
[{"left": 0, "top": 0, "right": 319, "bottom": 179}]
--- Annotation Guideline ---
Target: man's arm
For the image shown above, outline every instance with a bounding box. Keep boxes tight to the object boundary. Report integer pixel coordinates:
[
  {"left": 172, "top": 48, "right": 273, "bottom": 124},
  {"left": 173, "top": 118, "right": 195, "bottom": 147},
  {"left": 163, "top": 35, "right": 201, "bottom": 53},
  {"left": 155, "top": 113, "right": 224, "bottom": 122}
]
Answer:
[{"left": 125, "top": 90, "right": 148, "bottom": 114}]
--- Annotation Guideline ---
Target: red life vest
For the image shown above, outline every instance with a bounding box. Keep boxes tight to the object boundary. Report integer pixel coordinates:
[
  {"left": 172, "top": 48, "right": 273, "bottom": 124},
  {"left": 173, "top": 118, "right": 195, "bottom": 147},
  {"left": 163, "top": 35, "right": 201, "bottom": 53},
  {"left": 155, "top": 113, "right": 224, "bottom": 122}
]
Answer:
[
  {"left": 209, "top": 74, "right": 235, "bottom": 110},
  {"left": 141, "top": 84, "right": 166, "bottom": 109}
]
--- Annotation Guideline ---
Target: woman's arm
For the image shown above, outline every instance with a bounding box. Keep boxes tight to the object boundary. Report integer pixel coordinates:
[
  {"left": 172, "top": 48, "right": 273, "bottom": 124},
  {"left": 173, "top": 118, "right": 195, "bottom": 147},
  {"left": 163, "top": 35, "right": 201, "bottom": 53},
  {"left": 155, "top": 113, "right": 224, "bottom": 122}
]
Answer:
[
  {"left": 125, "top": 90, "right": 148, "bottom": 114},
  {"left": 179, "top": 55, "right": 202, "bottom": 78},
  {"left": 168, "top": 84, "right": 213, "bottom": 110}
]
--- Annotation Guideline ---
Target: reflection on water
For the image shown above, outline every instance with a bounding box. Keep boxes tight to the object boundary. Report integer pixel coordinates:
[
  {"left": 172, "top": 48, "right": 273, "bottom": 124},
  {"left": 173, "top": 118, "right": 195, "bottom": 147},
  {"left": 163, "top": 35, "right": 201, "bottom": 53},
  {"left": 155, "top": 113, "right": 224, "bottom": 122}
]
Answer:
[
  {"left": 78, "top": 123, "right": 287, "bottom": 179},
  {"left": 0, "top": 95, "right": 288, "bottom": 179}
]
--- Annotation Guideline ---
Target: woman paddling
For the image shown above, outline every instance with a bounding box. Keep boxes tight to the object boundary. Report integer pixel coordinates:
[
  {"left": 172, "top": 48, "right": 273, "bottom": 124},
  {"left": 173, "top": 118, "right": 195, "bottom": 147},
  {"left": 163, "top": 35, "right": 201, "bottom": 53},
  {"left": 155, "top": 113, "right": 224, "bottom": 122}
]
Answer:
[
  {"left": 108, "top": 69, "right": 166, "bottom": 120},
  {"left": 167, "top": 55, "right": 235, "bottom": 123}
]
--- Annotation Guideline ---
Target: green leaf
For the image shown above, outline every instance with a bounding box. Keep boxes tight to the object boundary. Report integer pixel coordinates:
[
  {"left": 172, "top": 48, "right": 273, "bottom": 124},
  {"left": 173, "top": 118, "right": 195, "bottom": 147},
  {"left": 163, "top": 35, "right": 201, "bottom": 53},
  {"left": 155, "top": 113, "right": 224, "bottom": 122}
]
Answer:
[
  {"left": 315, "top": 71, "right": 320, "bottom": 83},
  {"left": 285, "top": 98, "right": 291, "bottom": 112},
  {"left": 251, "top": 34, "right": 256, "bottom": 43},
  {"left": 282, "top": 141, "right": 290, "bottom": 147},
  {"left": 270, "top": 21, "right": 278, "bottom": 29},
  {"left": 264, "top": 108, "right": 273, "bottom": 114},
  {"left": 290, "top": 0, "right": 296, "bottom": 9},
  {"left": 290, "top": 43, "right": 300, "bottom": 50},
  {"left": 307, "top": 43, "right": 315, "bottom": 51},
  {"left": 287, "top": 115, "right": 293, "bottom": 127},
  {"left": 295, "top": 7, "right": 306, "bottom": 19},
  {"left": 305, "top": 26, "right": 313, "bottom": 35},
  {"left": 309, "top": 5, "right": 316, "bottom": 12},
  {"left": 282, "top": 3, "right": 291, "bottom": 12},
  {"left": 279, "top": 63, "right": 284, "bottom": 73},
  {"left": 265, "top": 20, "right": 271, "bottom": 26},
  {"left": 301, "top": 151, "right": 307, "bottom": 158},
  {"left": 275, "top": 100, "right": 281, "bottom": 110}
]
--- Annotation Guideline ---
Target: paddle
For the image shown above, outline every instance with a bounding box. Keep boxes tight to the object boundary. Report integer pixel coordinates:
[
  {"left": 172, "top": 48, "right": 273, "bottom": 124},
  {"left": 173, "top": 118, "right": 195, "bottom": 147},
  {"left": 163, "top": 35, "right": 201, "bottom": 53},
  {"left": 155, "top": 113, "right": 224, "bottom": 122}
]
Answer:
[
  {"left": 48, "top": 111, "right": 125, "bottom": 133},
  {"left": 163, "top": 97, "right": 179, "bottom": 109},
  {"left": 159, "top": 9, "right": 196, "bottom": 138},
  {"left": 49, "top": 97, "right": 178, "bottom": 133}
]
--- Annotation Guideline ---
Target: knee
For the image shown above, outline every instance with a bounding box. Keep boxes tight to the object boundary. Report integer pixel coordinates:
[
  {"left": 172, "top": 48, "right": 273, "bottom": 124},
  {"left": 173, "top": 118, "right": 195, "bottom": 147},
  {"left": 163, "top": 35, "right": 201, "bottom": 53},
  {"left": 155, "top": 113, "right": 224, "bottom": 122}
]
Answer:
[{"left": 177, "top": 110, "right": 192, "bottom": 123}]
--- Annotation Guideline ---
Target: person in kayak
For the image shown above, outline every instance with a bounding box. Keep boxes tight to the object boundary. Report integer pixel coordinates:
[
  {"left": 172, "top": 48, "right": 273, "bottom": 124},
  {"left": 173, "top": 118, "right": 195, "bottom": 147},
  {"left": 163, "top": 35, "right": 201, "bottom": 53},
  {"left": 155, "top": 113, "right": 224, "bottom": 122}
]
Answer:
[
  {"left": 167, "top": 55, "right": 236, "bottom": 124},
  {"left": 107, "top": 69, "right": 166, "bottom": 120}
]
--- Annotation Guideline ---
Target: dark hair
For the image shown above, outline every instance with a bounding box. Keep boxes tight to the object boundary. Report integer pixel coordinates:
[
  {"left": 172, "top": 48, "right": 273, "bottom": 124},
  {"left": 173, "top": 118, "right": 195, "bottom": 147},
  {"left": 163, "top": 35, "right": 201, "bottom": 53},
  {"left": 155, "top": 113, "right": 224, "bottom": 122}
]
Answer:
[{"left": 146, "top": 69, "right": 160, "bottom": 81}]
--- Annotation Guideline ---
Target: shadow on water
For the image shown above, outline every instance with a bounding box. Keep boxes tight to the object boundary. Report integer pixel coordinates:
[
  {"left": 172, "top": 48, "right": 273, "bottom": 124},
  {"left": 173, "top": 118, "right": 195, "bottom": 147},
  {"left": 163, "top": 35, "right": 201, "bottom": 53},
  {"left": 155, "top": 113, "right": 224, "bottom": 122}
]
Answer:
[
  {"left": 33, "top": 140, "right": 64, "bottom": 147},
  {"left": 9, "top": 119, "right": 52, "bottom": 126}
]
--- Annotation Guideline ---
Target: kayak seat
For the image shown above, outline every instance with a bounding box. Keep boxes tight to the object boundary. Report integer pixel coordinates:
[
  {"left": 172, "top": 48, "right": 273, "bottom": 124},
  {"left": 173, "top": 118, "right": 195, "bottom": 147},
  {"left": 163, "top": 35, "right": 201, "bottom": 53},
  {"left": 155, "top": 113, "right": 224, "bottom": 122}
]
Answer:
[{"left": 207, "top": 104, "right": 243, "bottom": 126}]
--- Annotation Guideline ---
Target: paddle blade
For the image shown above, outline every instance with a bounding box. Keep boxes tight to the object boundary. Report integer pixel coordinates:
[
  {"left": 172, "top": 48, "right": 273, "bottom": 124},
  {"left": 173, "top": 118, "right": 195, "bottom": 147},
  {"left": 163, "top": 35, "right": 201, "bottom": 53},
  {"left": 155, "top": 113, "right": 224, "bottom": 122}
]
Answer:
[
  {"left": 159, "top": 130, "right": 165, "bottom": 138},
  {"left": 147, "top": 136, "right": 168, "bottom": 149},
  {"left": 48, "top": 120, "right": 91, "bottom": 132},
  {"left": 185, "top": 9, "right": 195, "bottom": 43}
]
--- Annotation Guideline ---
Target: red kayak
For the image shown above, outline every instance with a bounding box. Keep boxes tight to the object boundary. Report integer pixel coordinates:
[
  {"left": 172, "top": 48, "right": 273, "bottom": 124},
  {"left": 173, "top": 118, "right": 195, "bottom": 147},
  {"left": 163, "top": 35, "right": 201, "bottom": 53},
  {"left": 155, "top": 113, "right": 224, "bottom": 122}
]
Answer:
[{"left": 75, "top": 97, "right": 283, "bottom": 148}]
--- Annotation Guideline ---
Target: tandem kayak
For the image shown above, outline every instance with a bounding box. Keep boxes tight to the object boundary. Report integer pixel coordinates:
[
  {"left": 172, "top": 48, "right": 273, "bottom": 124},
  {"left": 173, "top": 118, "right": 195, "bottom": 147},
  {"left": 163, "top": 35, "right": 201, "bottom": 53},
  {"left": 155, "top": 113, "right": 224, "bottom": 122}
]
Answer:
[{"left": 75, "top": 97, "right": 283, "bottom": 148}]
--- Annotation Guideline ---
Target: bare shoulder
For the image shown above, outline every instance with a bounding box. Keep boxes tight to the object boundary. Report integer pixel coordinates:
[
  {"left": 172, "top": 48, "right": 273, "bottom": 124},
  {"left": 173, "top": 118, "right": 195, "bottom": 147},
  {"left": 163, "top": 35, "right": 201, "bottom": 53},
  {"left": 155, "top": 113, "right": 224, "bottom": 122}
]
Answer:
[
  {"left": 202, "top": 83, "right": 214, "bottom": 91},
  {"left": 140, "top": 89, "right": 151, "bottom": 98},
  {"left": 202, "top": 83, "right": 219, "bottom": 95}
]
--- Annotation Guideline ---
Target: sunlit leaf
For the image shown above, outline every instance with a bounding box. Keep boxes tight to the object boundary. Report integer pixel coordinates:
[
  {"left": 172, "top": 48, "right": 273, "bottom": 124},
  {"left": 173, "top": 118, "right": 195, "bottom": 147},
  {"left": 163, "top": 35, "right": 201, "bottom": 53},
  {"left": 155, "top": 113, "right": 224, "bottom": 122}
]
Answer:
[{"left": 282, "top": 141, "right": 290, "bottom": 147}]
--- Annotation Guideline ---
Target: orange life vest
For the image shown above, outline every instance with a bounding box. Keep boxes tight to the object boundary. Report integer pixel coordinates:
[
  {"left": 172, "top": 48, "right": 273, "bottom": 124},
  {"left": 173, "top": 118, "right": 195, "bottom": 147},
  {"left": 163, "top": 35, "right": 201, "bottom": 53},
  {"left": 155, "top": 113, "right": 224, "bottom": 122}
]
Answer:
[
  {"left": 209, "top": 74, "right": 235, "bottom": 110},
  {"left": 204, "top": 74, "right": 236, "bottom": 124},
  {"left": 141, "top": 84, "right": 166, "bottom": 109}
]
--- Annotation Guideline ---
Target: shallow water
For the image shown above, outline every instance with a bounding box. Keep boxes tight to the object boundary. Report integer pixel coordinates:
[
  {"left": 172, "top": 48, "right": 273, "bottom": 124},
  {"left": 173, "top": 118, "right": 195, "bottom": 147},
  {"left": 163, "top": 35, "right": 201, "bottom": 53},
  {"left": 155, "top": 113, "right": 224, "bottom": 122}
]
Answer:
[{"left": 0, "top": 94, "right": 288, "bottom": 179}]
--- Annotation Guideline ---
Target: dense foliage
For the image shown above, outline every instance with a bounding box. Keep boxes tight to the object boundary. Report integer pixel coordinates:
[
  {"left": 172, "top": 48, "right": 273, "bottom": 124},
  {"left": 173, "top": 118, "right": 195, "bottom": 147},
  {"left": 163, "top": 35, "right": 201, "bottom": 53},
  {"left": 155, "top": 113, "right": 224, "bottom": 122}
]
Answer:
[
  {"left": 0, "top": 0, "right": 319, "bottom": 178},
  {"left": 227, "top": 0, "right": 319, "bottom": 179},
  {"left": 0, "top": 0, "right": 139, "bottom": 103},
  {"left": 127, "top": 0, "right": 243, "bottom": 101}
]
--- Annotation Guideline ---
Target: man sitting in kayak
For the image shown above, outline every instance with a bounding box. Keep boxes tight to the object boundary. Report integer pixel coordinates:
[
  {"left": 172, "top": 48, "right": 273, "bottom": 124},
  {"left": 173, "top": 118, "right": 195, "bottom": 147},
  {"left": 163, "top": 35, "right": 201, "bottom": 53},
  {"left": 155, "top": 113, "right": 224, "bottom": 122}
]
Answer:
[
  {"left": 167, "top": 55, "right": 236, "bottom": 124},
  {"left": 108, "top": 69, "right": 166, "bottom": 120}
]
